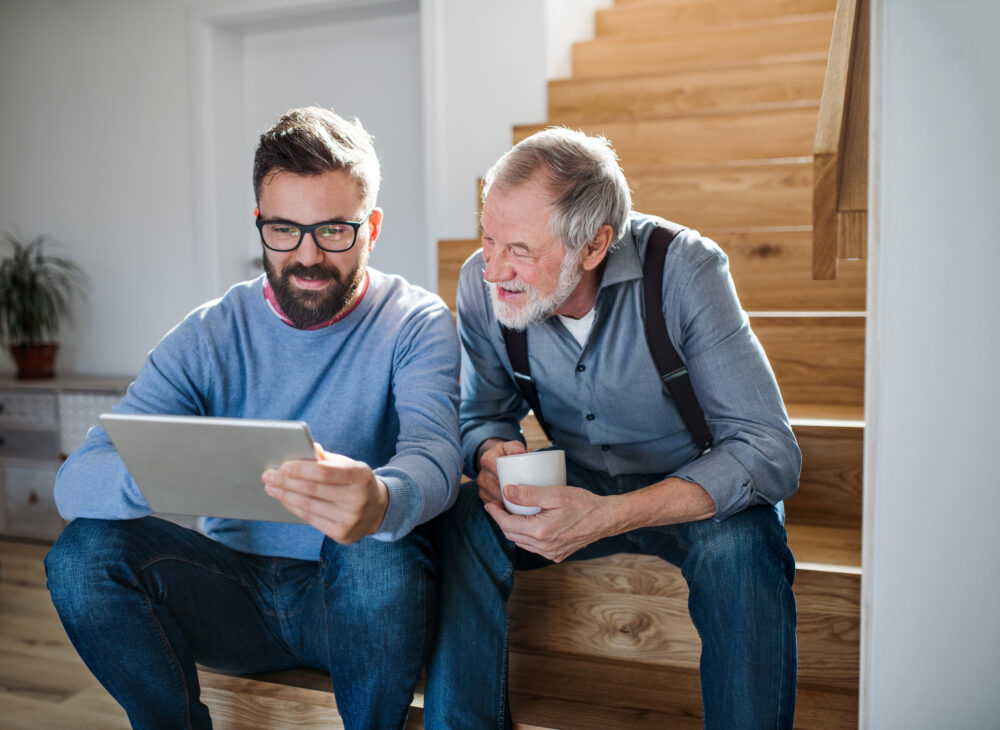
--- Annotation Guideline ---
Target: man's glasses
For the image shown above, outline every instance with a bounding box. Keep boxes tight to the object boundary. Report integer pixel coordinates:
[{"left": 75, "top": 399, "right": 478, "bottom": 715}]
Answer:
[{"left": 256, "top": 215, "right": 366, "bottom": 253}]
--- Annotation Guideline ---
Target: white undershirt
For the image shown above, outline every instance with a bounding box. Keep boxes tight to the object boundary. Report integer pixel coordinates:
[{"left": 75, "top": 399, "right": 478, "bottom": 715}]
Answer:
[{"left": 557, "top": 308, "right": 596, "bottom": 348}]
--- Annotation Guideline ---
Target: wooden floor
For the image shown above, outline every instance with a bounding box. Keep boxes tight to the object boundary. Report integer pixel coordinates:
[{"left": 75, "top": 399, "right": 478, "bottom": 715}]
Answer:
[{"left": 0, "top": 538, "right": 130, "bottom": 729}]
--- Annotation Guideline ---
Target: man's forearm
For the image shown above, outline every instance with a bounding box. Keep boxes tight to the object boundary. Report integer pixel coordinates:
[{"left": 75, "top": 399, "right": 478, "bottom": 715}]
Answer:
[{"left": 605, "top": 476, "right": 717, "bottom": 535}]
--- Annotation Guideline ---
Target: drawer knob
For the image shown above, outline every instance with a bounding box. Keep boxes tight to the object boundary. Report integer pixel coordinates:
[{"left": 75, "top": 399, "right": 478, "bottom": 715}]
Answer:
[{"left": 27, "top": 490, "right": 38, "bottom": 505}]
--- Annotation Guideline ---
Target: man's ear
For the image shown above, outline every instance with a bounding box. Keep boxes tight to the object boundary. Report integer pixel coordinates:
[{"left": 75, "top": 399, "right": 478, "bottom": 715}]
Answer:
[
  {"left": 366, "top": 208, "right": 384, "bottom": 250},
  {"left": 580, "top": 224, "right": 614, "bottom": 271}
]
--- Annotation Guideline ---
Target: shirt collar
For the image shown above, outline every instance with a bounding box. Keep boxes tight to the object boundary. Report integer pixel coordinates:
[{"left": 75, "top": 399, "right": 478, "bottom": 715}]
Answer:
[{"left": 597, "top": 224, "right": 643, "bottom": 291}]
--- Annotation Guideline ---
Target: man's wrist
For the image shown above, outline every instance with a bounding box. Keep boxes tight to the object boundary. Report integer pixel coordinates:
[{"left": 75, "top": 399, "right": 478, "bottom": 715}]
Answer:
[{"left": 474, "top": 438, "right": 504, "bottom": 472}]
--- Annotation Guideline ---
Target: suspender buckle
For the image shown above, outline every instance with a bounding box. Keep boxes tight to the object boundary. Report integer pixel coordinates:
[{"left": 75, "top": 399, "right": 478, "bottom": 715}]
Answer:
[
  {"left": 661, "top": 366, "right": 688, "bottom": 384},
  {"left": 513, "top": 371, "right": 534, "bottom": 384}
]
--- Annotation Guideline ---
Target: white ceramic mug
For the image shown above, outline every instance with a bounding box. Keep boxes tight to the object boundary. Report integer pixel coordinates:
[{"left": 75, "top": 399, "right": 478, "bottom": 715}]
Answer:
[{"left": 496, "top": 450, "right": 566, "bottom": 515}]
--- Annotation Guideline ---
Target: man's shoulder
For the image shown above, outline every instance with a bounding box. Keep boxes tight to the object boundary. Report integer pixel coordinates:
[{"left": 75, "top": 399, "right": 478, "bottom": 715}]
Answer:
[
  {"left": 628, "top": 212, "right": 726, "bottom": 277},
  {"left": 366, "top": 268, "right": 452, "bottom": 322}
]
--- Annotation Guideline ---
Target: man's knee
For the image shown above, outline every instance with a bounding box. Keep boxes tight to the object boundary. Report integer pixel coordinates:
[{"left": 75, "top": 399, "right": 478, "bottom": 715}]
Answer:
[
  {"left": 319, "top": 527, "right": 435, "bottom": 609},
  {"left": 683, "top": 506, "right": 795, "bottom": 590}
]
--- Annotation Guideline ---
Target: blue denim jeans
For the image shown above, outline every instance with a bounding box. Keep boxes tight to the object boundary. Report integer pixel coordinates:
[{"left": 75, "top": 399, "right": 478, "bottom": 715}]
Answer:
[
  {"left": 45, "top": 516, "right": 435, "bottom": 730},
  {"left": 424, "top": 465, "right": 797, "bottom": 730}
]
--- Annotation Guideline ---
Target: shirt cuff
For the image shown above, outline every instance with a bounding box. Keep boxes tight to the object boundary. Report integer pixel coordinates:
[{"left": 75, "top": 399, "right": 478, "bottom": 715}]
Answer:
[
  {"left": 369, "top": 473, "right": 412, "bottom": 542},
  {"left": 462, "top": 421, "right": 525, "bottom": 477},
  {"left": 674, "top": 449, "right": 755, "bottom": 522}
]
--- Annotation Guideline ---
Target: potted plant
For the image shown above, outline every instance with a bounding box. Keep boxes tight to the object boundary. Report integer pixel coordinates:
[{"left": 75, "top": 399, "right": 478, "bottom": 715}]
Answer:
[{"left": 0, "top": 230, "right": 87, "bottom": 379}]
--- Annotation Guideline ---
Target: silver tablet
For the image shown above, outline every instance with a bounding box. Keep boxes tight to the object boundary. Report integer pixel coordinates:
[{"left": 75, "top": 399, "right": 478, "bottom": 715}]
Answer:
[{"left": 99, "top": 413, "right": 317, "bottom": 523}]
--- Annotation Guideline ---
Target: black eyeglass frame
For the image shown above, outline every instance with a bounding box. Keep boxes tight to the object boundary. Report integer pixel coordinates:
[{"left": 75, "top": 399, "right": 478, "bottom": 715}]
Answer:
[{"left": 255, "top": 215, "right": 366, "bottom": 253}]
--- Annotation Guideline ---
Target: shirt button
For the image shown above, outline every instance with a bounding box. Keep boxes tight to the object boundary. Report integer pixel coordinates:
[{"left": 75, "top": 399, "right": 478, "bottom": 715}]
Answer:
[
  {"left": 576, "top": 364, "right": 586, "bottom": 372},
  {"left": 601, "top": 445, "right": 610, "bottom": 451},
  {"left": 586, "top": 413, "right": 595, "bottom": 421}
]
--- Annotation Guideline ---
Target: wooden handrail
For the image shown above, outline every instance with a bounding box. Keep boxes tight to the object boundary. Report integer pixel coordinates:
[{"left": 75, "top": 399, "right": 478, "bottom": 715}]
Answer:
[{"left": 813, "top": 0, "right": 869, "bottom": 280}]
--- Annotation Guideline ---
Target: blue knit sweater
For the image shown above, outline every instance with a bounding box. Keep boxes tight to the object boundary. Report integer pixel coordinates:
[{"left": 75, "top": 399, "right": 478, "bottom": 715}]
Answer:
[{"left": 54, "top": 271, "right": 462, "bottom": 560}]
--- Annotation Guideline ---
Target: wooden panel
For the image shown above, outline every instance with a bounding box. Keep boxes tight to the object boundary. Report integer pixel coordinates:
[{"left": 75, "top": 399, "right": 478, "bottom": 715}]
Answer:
[
  {"left": 787, "top": 523, "right": 861, "bottom": 569},
  {"left": 714, "top": 229, "right": 866, "bottom": 311},
  {"left": 437, "top": 238, "right": 479, "bottom": 311},
  {"left": 548, "top": 58, "right": 827, "bottom": 125},
  {"left": 788, "top": 423, "right": 864, "bottom": 530},
  {"left": 596, "top": 0, "right": 836, "bottom": 38},
  {"left": 514, "top": 106, "right": 820, "bottom": 169},
  {"left": 838, "top": 209, "right": 867, "bottom": 260},
  {"left": 752, "top": 315, "right": 866, "bottom": 407},
  {"left": 630, "top": 159, "right": 813, "bottom": 229},
  {"left": 572, "top": 15, "right": 834, "bottom": 79},
  {"left": 438, "top": 231, "right": 866, "bottom": 314},
  {"left": 812, "top": 151, "right": 840, "bottom": 278},
  {"left": 509, "top": 651, "right": 858, "bottom": 729},
  {"left": 508, "top": 554, "right": 859, "bottom": 690}
]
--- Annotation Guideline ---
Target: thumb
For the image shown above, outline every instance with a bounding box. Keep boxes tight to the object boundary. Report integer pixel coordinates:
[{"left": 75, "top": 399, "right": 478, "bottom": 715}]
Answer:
[{"left": 504, "top": 483, "right": 544, "bottom": 507}]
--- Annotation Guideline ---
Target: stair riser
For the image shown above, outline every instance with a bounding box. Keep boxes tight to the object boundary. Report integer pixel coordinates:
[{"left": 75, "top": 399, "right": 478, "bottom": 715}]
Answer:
[
  {"left": 548, "top": 59, "right": 826, "bottom": 124},
  {"left": 514, "top": 107, "right": 820, "bottom": 168},
  {"left": 596, "top": 0, "right": 836, "bottom": 38},
  {"left": 573, "top": 15, "right": 834, "bottom": 78}
]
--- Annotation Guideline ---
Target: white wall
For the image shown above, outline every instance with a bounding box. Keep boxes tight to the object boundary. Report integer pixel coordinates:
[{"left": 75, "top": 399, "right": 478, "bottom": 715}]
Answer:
[
  {"left": 863, "top": 1, "right": 1000, "bottom": 726},
  {"left": 0, "top": 0, "right": 599, "bottom": 377}
]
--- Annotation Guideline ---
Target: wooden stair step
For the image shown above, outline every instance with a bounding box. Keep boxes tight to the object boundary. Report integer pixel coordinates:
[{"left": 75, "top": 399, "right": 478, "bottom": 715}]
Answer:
[
  {"left": 630, "top": 158, "right": 813, "bottom": 229},
  {"left": 572, "top": 14, "right": 834, "bottom": 79},
  {"left": 514, "top": 106, "right": 820, "bottom": 168},
  {"left": 509, "top": 651, "right": 857, "bottom": 729},
  {"left": 753, "top": 314, "right": 865, "bottom": 408},
  {"left": 787, "top": 523, "right": 861, "bottom": 570},
  {"left": 595, "top": 0, "right": 836, "bottom": 39},
  {"left": 712, "top": 229, "right": 866, "bottom": 312},
  {"left": 439, "top": 230, "right": 867, "bottom": 314},
  {"left": 786, "top": 420, "right": 863, "bottom": 530},
  {"left": 508, "top": 548, "right": 859, "bottom": 692},
  {"left": 547, "top": 57, "right": 827, "bottom": 125}
]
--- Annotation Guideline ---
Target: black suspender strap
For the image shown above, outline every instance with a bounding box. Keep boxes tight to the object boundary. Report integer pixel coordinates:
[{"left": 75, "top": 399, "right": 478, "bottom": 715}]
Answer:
[
  {"left": 643, "top": 225, "right": 714, "bottom": 454},
  {"left": 501, "top": 224, "right": 712, "bottom": 454},
  {"left": 501, "top": 326, "right": 553, "bottom": 442}
]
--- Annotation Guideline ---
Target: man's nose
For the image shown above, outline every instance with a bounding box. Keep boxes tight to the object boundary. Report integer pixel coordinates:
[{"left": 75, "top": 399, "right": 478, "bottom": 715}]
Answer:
[
  {"left": 295, "top": 232, "right": 325, "bottom": 266},
  {"left": 483, "top": 247, "right": 512, "bottom": 282}
]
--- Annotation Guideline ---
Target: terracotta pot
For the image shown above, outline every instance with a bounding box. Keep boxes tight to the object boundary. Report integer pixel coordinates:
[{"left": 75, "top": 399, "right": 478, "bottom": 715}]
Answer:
[{"left": 10, "top": 343, "right": 59, "bottom": 379}]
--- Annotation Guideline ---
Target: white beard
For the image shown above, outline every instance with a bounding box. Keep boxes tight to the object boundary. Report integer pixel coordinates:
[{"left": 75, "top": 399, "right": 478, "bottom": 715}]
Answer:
[{"left": 487, "top": 250, "right": 583, "bottom": 331}]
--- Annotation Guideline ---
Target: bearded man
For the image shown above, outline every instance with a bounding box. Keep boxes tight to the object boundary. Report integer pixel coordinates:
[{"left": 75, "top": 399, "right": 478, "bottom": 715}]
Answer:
[
  {"left": 424, "top": 127, "right": 801, "bottom": 730},
  {"left": 45, "top": 106, "right": 461, "bottom": 730}
]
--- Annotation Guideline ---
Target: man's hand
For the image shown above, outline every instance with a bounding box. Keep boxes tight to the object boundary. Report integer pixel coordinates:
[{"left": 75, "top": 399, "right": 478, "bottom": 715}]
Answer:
[
  {"left": 475, "top": 439, "right": 527, "bottom": 505},
  {"left": 484, "top": 483, "right": 614, "bottom": 563},
  {"left": 262, "top": 443, "right": 388, "bottom": 544}
]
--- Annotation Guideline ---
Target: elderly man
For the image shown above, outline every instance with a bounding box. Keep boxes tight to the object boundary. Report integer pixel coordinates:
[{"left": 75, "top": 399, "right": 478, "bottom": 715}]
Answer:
[
  {"left": 45, "top": 106, "right": 461, "bottom": 730},
  {"left": 424, "top": 127, "right": 800, "bottom": 729}
]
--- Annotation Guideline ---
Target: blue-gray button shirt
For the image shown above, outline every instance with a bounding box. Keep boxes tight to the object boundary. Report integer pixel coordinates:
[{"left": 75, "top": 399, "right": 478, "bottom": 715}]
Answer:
[{"left": 456, "top": 212, "right": 801, "bottom": 521}]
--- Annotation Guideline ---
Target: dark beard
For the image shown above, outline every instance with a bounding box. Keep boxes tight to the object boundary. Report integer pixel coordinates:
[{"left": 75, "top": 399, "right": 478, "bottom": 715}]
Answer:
[{"left": 263, "top": 257, "right": 365, "bottom": 329}]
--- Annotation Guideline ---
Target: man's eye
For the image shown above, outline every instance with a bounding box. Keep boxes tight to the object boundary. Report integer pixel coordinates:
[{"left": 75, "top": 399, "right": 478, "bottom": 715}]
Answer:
[
  {"left": 268, "top": 225, "right": 298, "bottom": 236},
  {"left": 317, "top": 225, "right": 350, "bottom": 238}
]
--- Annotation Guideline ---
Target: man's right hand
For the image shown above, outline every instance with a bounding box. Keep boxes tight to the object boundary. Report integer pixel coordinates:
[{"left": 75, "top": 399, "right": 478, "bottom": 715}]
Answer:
[{"left": 475, "top": 439, "right": 527, "bottom": 505}]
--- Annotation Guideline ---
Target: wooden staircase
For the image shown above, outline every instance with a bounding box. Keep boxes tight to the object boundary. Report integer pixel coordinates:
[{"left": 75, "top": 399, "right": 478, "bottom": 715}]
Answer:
[{"left": 200, "top": 0, "right": 866, "bottom": 727}]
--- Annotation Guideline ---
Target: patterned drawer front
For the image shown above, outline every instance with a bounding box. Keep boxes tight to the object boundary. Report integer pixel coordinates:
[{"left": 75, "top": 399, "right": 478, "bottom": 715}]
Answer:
[
  {"left": 58, "top": 391, "right": 123, "bottom": 455},
  {"left": 2, "top": 463, "right": 65, "bottom": 541},
  {"left": 0, "top": 389, "right": 58, "bottom": 429},
  {"left": 0, "top": 428, "right": 60, "bottom": 460}
]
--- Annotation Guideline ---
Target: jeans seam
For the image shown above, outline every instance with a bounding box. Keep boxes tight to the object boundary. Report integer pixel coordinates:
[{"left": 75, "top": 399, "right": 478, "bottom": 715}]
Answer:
[
  {"left": 142, "top": 594, "right": 194, "bottom": 730},
  {"left": 130, "top": 555, "right": 254, "bottom": 590}
]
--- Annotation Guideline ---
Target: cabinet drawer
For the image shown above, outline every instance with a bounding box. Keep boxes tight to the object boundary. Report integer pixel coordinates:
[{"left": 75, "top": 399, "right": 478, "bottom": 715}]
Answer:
[
  {"left": 2, "top": 463, "right": 65, "bottom": 541},
  {"left": 0, "top": 389, "right": 58, "bottom": 429},
  {"left": 0, "top": 428, "right": 60, "bottom": 460}
]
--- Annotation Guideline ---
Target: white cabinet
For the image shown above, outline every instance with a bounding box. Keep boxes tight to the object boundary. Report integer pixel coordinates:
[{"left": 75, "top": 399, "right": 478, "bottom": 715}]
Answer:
[{"left": 0, "top": 376, "right": 131, "bottom": 541}]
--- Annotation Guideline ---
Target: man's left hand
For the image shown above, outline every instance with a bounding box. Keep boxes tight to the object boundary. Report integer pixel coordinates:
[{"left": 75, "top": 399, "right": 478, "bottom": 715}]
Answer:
[
  {"left": 483, "top": 483, "right": 614, "bottom": 563},
  {"left": 262, "top": 444, "right": 388, "bottom": 544}
]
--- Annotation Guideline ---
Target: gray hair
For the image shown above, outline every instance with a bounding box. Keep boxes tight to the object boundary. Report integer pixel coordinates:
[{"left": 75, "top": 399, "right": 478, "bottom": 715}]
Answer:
[
  {"left": 481, "top": 127, "right": 632, "bottom": 253},
  {"left": 253, "top": 106, "right": 381, "bottom": 210}
]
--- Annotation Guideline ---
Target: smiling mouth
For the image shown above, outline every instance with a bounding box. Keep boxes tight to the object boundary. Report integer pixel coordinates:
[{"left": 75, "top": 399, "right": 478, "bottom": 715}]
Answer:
[{"left": 292, "top": 275, "right": 332, "bottom": 290}]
